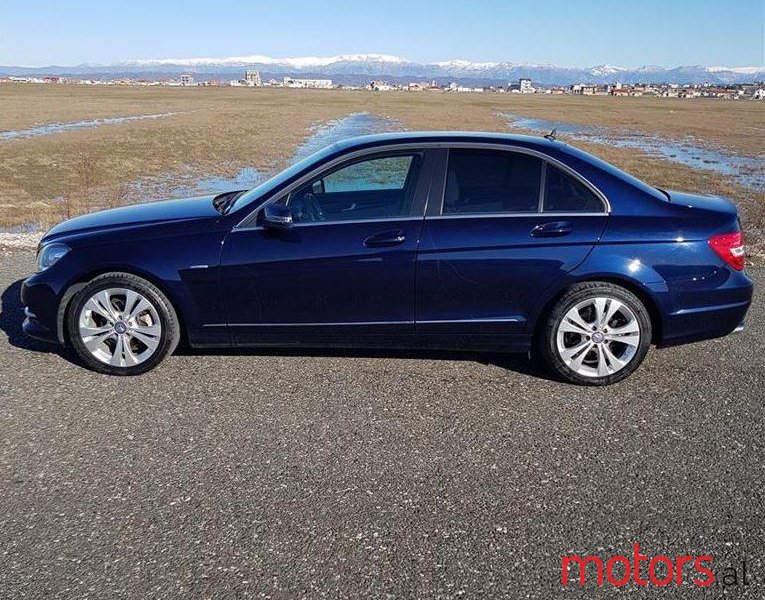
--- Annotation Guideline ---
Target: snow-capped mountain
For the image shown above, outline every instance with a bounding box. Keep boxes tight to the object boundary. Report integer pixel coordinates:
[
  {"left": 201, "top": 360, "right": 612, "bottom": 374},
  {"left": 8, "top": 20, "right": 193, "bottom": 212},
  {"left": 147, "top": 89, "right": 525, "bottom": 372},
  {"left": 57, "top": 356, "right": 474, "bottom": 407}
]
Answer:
[
  {"left": 119, "top": 53, "right": 407, "bottom": 69},
  {"left": 587, "top": 65, "right": 628, "bottom": 76},
  {"left": 2, "top": 54, "right": 762, "bottom": 85}
]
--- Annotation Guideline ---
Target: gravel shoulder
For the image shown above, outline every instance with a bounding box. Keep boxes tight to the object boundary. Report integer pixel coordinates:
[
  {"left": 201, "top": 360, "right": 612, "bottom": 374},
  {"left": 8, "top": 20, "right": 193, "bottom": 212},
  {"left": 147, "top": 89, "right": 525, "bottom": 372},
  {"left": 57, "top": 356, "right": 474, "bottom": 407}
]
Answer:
[{"left": 1, "top": 248, "right": 763, "bottom": 599}]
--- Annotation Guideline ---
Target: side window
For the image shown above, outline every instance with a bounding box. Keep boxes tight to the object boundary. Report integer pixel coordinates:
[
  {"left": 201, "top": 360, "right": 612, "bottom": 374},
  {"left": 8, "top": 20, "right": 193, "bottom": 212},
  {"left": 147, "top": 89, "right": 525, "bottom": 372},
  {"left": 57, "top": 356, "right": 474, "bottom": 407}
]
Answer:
[
  {"left": 544, "top": 165, "right": 605, "bottom": 212},
  {"left": 323, "top": 156, "right": 412, "bottom": 192},
  {"left": 287, "top": 154, "right": 421, "bottom": 223},
  {"left": 443, "top": 149, "right": 542, "bottom": 214}
]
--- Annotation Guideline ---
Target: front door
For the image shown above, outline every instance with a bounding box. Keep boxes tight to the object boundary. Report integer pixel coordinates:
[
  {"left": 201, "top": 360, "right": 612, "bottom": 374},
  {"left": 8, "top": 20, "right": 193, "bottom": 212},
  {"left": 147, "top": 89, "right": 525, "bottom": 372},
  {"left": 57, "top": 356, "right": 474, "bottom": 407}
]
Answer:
[{"left": 220, "top": 149, "right": 434, "bottom": 347}]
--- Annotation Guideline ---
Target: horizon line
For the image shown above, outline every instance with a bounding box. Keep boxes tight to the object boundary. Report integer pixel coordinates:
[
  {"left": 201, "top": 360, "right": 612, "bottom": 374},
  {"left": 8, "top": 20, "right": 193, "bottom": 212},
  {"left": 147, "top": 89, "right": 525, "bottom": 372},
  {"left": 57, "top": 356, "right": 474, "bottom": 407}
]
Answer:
[{"left": 2, "top": 53, "right": 763, "bottom": 71}]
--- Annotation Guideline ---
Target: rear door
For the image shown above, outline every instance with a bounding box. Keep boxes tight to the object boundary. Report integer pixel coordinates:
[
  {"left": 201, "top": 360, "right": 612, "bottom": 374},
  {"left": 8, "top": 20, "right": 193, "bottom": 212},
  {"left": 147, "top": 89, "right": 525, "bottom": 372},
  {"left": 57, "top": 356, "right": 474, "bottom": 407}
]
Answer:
[{"left": 415, "top": 146, "right": 608, "bottom": 344}]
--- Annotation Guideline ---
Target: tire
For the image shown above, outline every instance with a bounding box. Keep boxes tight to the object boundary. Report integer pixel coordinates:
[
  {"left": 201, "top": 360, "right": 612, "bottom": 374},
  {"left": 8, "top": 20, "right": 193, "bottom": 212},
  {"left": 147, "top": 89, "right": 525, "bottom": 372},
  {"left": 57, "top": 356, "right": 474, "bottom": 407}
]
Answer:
[
  {"left": 66, "top": 272, "right": 180, "bottom": 375},
  {"left": 537, "top": 282, "right": 652, "bottom": 386}
]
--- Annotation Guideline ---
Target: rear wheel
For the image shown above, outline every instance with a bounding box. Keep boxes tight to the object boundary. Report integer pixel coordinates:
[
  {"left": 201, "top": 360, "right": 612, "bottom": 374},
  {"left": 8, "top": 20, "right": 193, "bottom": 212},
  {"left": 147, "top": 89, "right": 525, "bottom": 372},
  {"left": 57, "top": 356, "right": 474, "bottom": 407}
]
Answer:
[
  {"left": 66, "top": 273, "right": 180, "bottom": 375},
  {"left": 538, "top": 282, "right": 652, "bottom": 385}
]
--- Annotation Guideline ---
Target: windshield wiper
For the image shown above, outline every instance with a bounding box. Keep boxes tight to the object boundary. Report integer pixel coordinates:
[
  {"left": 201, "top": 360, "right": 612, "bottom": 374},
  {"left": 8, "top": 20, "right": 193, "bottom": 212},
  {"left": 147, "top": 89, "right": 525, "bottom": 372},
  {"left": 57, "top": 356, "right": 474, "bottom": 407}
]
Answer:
[{"left": 213, "top": 190, "right": 247, "bottom": 214}]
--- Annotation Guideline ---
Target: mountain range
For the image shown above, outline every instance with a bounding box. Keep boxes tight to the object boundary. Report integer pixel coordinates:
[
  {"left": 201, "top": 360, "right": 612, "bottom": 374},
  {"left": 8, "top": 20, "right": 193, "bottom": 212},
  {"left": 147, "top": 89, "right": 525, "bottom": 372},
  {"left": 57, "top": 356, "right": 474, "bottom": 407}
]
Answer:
[{"left": 2, "top": 54, "right": 763, "bottom": 85}]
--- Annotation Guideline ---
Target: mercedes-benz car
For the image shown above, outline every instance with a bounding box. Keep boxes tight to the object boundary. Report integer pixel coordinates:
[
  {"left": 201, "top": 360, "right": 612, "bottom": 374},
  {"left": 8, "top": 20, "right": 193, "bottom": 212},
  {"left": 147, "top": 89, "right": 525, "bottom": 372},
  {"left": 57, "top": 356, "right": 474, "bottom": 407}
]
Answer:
[{"left": 21, "top": 132, "right": 752, "bottom": 384}]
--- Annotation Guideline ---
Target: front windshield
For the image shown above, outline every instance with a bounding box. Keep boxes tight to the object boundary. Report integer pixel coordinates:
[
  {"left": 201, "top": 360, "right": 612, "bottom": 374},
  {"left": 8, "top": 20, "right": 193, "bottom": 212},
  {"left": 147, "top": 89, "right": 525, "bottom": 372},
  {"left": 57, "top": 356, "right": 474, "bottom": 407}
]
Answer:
[{"left": 229, "top": 144, "right": 340, "bottom": 212}]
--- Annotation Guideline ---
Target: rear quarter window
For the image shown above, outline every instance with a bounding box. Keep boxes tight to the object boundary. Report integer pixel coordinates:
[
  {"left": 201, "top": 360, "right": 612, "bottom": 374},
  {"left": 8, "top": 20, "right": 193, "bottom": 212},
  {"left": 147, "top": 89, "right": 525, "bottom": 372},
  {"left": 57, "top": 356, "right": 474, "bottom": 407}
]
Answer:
[{"left": 544, "top": 165, "right": 605, "bottom": 212}]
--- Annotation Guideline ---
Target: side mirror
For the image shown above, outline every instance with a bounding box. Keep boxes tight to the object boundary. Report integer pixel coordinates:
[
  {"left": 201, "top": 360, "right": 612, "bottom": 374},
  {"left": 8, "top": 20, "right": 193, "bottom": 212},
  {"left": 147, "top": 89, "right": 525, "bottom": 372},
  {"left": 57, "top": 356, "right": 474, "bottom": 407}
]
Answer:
[{"left": 262, "top": 203, "right": 293, "bottom": 229}]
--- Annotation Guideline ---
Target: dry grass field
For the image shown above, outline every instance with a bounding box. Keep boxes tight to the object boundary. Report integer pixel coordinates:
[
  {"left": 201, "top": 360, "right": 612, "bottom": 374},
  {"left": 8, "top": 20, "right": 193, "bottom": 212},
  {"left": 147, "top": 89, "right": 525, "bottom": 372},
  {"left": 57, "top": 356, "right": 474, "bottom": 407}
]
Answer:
[{"left": 0, "top": 83, "right": 762, "bottom": 251}]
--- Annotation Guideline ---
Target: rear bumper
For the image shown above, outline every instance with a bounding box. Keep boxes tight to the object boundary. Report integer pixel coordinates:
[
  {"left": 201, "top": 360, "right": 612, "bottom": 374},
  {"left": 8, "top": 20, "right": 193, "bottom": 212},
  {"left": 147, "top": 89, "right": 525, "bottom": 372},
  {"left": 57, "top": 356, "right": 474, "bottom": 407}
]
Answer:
[{"left": 657, "top": 270, "right": 753, "bottom": 346}]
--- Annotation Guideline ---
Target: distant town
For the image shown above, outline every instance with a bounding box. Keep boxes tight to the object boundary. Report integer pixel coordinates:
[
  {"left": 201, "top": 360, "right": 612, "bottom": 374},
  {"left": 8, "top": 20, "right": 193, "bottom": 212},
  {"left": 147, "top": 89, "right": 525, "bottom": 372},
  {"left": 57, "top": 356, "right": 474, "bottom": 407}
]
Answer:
[{"left": 3, "top": 70, "right": 764, "bottom": 100}]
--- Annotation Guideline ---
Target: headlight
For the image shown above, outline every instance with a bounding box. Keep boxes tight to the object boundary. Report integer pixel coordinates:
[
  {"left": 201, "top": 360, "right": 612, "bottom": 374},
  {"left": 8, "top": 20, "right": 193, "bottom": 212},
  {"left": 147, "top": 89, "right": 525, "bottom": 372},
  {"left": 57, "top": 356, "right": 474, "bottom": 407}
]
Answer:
[{"left": 36, "top": 243, "right": 70, "bottom": 272}]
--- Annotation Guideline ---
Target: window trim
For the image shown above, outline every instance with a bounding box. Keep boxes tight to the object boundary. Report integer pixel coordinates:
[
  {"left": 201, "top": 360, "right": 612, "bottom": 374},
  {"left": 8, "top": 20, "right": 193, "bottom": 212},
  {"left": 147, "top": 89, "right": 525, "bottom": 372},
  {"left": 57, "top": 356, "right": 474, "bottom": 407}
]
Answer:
[
  {"left": 233, "top": 142, "right": 610, "bottom": 231},
  {"left": 538, "top": 162, "right": 547, "bottom": 212},
  {"left": 438, "top": 146, "right": 609, "bottom": 217}
]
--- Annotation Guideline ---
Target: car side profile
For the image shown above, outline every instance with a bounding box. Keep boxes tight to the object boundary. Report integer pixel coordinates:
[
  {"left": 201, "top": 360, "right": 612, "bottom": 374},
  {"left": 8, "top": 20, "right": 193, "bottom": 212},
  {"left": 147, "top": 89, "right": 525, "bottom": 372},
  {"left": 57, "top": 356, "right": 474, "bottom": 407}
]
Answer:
[{"left": 22, "top": 132, "right": 752, "bottom": 384}]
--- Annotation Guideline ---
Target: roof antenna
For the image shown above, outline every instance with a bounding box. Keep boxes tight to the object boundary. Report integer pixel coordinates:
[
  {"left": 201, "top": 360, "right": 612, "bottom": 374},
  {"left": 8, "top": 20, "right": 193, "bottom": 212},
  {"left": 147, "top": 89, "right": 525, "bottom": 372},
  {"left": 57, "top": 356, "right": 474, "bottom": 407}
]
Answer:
[{"left": 544, "top": 128, "right": 557, "bottom": 141}]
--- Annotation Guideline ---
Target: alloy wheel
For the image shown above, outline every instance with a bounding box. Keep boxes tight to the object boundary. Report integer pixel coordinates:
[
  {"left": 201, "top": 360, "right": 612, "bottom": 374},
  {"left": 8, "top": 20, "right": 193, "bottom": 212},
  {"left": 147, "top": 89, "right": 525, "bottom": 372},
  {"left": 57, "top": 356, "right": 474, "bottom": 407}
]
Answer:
[
  {"left": 555, "top": 296, "right": 641, "bottom": 378},
  {"left": 77, "top": 287, "right": 162, "bottom": 367}
]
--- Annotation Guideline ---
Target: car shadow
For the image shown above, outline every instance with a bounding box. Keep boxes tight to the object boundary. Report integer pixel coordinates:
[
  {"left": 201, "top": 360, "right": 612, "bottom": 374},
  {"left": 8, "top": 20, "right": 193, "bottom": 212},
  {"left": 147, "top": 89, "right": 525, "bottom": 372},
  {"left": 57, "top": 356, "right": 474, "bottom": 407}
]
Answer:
[
  {"left": 2, "top": 278, "right": 554, "bottom": 381},
  {"left": 180, "top": 341, "right": 554, "bottom": 381},
  {"left": 182, "top": 345, "right": 553, "bottom": 380}
]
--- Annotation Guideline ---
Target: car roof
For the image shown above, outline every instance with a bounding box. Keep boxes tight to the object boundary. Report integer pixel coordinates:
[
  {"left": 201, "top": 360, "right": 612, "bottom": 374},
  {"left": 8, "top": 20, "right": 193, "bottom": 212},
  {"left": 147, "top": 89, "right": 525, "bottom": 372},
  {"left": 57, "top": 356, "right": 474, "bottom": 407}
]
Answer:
[
  {"left": 328, "top": 130, "right": 666, "bottom": 204},
  {"left": 333, "top": 131, "right": 562, "bottom": 153},
  {"left": 234, "top": 129, "right": 666, "bottom": 214}
]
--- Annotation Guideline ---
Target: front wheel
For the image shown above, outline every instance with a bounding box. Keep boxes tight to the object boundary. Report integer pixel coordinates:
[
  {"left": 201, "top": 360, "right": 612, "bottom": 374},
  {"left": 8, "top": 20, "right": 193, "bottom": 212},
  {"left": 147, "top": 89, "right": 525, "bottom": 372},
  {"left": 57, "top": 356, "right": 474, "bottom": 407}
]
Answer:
[
  {"left": 538, "top": 282, "right": 652, "bottom": 385},
  {"left": 66, "top": 273, "right": 180, "bottom": 375}
]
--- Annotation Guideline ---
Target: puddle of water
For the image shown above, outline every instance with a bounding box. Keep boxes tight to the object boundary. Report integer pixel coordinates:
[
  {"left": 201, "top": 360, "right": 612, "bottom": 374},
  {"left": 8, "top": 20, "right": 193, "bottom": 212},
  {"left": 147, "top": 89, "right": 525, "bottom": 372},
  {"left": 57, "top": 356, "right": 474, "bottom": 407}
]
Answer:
[
  {"left": 0, "top": 112, "right": 181, "bottom": 140},
  {"left": 127, "top": 112, "right": 402, "bottom": 202},
  {"left": 126, "top": 165, "right": 265, "bottom": 204},
  {"left": 290, "top": 112, "right": 404, "bottom": 164},
  {"left": 0, "top": 222, "right": 42, "bottom": 233},
  {"left": 503, "top": 113, "right": 764, "bottom": 190},
  {"left": 1, "top": 112, "right": 404, "bottom": 233}
]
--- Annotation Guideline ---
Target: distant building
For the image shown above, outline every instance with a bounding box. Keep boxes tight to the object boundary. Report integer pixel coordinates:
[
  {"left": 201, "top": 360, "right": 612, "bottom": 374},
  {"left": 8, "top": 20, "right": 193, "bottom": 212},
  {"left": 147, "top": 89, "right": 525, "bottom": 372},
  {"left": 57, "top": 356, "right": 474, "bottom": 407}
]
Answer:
[
  {"left": 571, "top": 83, "right": 610, "bottom": 95},
  {"left": 283, "top": 76, "right": 333, "bottom": 89},
  {"left": 508, "top": 79, "right": 534, "bottom": 93},
  {"left": 180, "top": 74, "right": 195, "bottom": 86},
  {"left": 245, "top": 70, "right": 262, "bottom": 87},
  {"left": 369, "top": 80, "right": 393, "bottom": 91}
]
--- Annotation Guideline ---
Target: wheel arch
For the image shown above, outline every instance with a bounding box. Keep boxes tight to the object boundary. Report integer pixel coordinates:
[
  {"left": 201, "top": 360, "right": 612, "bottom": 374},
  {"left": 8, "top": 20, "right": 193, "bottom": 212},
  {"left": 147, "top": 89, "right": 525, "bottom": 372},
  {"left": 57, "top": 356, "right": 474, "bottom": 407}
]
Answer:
[
  {"left": 57, "top": 266, "right": 187, "bottom": 347},
  {"left": 531, "top": 274, "right": 664, "bottom": 345}
]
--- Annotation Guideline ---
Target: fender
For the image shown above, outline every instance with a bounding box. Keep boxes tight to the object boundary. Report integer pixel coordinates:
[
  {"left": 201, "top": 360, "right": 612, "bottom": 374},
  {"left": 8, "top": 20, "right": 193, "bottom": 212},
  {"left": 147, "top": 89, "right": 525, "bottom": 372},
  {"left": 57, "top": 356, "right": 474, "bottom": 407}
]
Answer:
[{"left": 526, "top": 243, "right": 670, "bottom": 343}]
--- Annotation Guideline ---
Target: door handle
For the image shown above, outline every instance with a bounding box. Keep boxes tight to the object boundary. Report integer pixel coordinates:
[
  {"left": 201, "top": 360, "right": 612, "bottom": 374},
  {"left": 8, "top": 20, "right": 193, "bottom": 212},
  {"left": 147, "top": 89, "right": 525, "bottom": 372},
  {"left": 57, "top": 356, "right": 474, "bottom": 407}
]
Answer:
[
  {"left": 363, "top": 229, "right": 406, "bottom": 248},
  {"left": 530, "top": 221, "right": 573, "bottom": 237}
]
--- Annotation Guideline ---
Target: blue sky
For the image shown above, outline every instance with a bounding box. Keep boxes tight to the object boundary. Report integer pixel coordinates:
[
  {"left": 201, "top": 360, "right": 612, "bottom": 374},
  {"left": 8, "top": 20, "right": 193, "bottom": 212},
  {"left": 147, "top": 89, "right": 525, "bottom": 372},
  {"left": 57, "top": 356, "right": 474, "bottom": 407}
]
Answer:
[{"left": 1, "top": 0, "right": 763, "bottom": 67}]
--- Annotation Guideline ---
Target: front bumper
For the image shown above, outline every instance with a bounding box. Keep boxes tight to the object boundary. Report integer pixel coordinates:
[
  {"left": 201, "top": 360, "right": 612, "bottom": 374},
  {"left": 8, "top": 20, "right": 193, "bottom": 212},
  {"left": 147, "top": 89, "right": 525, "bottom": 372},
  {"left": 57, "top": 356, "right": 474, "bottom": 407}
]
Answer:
[
  {"left": 20, "top": 276, "right": 64, "bottom": 345},
  {"left": 22, "top": 306, "right": 58, "bottom": 344}
]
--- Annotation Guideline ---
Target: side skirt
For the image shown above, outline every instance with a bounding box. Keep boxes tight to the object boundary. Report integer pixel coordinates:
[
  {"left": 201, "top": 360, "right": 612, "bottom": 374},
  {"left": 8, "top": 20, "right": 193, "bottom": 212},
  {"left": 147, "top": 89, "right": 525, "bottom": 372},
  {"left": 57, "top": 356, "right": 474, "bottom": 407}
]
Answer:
[{"left": 189, "top": 333, "right": 531, "bottom": 353}]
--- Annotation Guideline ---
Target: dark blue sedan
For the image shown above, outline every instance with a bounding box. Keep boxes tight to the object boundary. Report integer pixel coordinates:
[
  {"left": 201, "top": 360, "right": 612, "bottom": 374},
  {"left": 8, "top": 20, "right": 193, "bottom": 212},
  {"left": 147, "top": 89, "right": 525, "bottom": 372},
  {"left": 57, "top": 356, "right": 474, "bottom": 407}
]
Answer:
[{"left": 22, "top": 132, "right": 752, "bottom": 384}]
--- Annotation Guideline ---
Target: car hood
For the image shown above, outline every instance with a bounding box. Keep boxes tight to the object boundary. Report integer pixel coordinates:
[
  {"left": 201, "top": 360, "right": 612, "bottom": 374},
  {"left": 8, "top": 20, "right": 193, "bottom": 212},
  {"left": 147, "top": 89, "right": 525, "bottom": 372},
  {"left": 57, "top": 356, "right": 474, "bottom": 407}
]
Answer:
[{"left": 42, "top": 195, "right": 221, "bottom": 243}]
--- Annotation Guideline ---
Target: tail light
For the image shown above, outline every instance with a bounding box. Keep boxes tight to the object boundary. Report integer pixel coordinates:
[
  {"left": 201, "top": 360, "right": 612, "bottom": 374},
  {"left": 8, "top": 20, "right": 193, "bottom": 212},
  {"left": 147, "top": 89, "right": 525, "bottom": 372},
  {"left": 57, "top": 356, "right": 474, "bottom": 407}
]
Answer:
[{"left": 708, "top": 231, "right": 746, "bottom": 270}]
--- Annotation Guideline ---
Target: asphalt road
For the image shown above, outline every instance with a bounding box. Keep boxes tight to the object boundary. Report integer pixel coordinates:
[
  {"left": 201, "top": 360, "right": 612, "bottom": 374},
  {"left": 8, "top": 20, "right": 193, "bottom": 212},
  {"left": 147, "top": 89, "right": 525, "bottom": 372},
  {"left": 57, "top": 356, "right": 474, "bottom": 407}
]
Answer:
[{"left": 1, "top": 247, "right": 763, "bottom": 599}]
